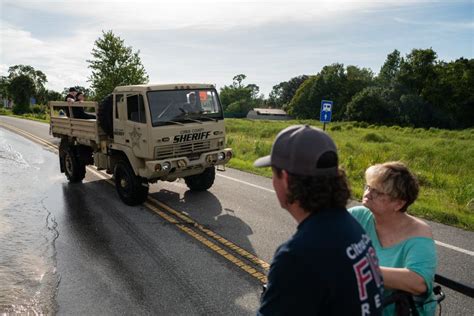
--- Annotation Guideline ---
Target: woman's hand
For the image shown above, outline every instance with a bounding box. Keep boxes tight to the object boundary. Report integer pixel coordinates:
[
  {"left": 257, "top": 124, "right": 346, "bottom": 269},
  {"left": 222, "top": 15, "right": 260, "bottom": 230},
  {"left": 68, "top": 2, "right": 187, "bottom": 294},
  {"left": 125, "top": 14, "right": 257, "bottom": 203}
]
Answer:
[{"left": 381, "top": 267, "right": 427, "bottom": 295}]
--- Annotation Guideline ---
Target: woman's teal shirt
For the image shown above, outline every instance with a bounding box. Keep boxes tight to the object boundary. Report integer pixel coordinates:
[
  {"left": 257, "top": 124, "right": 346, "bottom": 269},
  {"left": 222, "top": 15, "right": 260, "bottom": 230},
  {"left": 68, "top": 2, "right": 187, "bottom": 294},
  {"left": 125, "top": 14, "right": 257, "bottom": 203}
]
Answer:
[{"left": 349, "top": 206, "right": 437, "bottom": 316}]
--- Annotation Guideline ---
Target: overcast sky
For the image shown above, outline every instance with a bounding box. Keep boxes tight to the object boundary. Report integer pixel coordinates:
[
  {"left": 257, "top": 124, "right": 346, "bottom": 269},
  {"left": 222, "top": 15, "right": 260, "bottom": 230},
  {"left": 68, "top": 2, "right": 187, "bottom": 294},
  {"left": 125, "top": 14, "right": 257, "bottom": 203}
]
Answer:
[{"left": 1, "top": 0, "right": 472, "bottom": 96}]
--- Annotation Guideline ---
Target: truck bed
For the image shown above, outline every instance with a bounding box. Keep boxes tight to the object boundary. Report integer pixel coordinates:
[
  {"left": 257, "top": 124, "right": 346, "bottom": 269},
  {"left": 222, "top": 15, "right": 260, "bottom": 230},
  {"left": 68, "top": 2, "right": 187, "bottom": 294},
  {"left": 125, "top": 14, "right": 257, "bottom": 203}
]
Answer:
[{"left": 50, "top": 101, "right": 107, "bottom": 143}]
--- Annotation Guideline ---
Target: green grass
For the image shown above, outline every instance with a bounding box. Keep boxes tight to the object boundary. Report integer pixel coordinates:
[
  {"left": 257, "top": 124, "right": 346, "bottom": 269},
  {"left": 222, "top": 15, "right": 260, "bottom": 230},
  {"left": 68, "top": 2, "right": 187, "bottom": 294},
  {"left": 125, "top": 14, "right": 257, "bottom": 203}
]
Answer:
[{"left": 225, "top": 119, "right": 474, "bottom": 231}]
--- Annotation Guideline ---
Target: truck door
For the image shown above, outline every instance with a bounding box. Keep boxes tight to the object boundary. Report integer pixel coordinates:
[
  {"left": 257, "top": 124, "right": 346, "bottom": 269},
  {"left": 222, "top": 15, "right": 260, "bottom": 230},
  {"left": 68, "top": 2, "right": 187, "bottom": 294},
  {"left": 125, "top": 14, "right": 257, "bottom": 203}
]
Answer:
[
  {"left": 123, "top": 93, "right": 149, "bottom": 158},
  {"left": 113, "top": 94, "right": 126, "bottom": 144}
]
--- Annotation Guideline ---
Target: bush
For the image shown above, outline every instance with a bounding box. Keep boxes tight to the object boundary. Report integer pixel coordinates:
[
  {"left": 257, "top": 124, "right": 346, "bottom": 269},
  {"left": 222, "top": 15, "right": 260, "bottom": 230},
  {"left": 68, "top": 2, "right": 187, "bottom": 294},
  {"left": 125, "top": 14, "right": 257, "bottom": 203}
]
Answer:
[
  {"left": 30, "top": 105, "right": 45, "bottom": 114},
  {"left": 353, "top": 121, "right": 369, "bottom": 128},
  {"left": 12, "top": 103, "right": 29, "bottom": 115},
  {"left": 330, "top": 125, "right": 342, "bottom": 131},
  {"left": 362, "top": 132, "right": 388, "bottom": 143}
]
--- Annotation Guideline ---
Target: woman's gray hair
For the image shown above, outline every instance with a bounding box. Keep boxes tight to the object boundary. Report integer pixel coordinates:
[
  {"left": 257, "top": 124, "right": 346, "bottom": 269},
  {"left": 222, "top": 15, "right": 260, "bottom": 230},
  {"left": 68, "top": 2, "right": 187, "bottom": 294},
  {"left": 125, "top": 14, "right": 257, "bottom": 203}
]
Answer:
[{"left": 365, "top": 161, "right": 419, "bottom": 212}]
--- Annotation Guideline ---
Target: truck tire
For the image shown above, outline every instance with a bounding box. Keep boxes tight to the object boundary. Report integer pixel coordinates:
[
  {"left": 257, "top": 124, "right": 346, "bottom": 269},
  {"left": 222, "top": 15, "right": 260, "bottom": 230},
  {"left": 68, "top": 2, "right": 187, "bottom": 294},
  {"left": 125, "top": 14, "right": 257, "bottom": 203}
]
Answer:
[
  {"left": 97, "top": 94, "right": 114, "bottom": 137},
  {"left": 184, "top": 166, "right": 215, "bottom": 191},
  {"left": 63, "top": 147, "right": 86, "bottom": 182},
  {"left": 114, "top": 160, "right": 149, "bottom": 206}
]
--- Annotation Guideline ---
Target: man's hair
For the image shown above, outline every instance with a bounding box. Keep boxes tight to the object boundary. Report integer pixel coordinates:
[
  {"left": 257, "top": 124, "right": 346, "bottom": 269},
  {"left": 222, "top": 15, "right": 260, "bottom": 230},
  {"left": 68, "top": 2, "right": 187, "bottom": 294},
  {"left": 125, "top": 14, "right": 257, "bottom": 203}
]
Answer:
[
  {"left": 69, "top": 87, "right": 77, "bottom": 92},
  {"left": 273, "top": 152, "right": 351, "bottom": 213},
  {"left": 365, "top": 161, "right": 419, "bottom": 212}
]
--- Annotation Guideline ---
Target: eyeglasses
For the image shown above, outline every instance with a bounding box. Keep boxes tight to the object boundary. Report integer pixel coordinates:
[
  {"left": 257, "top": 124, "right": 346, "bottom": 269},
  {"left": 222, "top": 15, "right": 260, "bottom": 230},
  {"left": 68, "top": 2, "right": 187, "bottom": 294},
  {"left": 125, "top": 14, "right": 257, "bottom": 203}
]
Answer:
[{"left": 364, "top": 184, "right": 388, "bottom": 198}]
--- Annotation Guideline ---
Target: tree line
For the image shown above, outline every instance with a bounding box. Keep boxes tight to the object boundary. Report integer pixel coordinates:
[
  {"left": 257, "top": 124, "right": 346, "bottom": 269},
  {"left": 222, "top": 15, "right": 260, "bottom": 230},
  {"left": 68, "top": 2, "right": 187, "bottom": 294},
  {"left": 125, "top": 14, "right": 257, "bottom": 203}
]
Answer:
[
  {"left": 221, "top": 49, "right": 473, "bottom": 129},
  {"left": 1, "top": 30, "right": 472, "bottom": 129}
]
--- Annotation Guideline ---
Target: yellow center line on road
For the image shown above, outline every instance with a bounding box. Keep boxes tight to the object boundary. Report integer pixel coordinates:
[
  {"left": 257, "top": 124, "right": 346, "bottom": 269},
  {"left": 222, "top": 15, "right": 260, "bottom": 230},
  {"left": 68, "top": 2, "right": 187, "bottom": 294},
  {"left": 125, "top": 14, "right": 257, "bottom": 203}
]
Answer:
[
  {"left": 144, "top": 201, "right": 268, "bottom": 283},
  {"left": 148, "top": 196, "right": 271, "bottom": 271},
  {"left": 0, "top": 120, "right": 270, "bottom": 283}
]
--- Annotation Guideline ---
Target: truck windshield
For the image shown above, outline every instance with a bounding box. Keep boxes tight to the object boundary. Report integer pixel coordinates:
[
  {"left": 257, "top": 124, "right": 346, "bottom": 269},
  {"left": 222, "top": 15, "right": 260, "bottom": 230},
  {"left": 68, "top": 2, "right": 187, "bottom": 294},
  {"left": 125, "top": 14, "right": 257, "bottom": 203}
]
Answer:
[{"left": 147, "top": 89, "right": 223, "bottom": 126}]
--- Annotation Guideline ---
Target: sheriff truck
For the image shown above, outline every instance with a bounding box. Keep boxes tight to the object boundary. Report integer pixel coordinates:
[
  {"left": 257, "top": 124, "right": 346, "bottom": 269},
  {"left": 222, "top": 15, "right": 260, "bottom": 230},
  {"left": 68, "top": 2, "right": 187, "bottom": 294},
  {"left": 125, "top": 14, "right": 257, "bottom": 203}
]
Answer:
[{"left": 50, "top": 83, "right": 232, "bottom": 205}]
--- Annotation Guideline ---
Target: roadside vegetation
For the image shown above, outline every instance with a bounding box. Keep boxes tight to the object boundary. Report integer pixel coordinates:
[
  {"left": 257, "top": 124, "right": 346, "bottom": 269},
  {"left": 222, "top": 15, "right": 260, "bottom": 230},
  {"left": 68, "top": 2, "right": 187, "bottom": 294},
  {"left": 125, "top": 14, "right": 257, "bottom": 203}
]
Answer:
[
  {"left": 225, "top": 119, "right": 474, "bottom": 231},
  {"left": 0, "top": 107, "right": 49, "bottom": 123}
]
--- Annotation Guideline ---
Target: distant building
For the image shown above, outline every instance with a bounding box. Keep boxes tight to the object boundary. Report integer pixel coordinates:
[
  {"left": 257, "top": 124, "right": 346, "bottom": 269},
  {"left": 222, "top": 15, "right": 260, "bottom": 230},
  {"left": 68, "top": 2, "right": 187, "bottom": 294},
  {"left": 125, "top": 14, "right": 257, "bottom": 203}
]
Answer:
[{"left": 247, "top": 108, "right": 292, "bottom": 120}]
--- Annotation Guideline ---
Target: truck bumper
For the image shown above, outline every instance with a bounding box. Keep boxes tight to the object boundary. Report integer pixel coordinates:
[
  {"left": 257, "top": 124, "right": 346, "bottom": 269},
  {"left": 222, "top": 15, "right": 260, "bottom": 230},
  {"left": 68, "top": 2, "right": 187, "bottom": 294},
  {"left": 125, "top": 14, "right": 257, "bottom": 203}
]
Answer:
[{"left": 141, "top": 148, "right": 232, "bottom": 179}]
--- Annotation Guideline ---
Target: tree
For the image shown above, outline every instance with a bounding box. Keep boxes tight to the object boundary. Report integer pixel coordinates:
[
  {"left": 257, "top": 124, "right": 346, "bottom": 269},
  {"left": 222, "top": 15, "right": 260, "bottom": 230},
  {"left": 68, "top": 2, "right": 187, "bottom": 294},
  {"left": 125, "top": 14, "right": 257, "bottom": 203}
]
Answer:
[
  {"left": 345, "top": 87, "right": 397, "bottom": 124},
  {"left": 6, "top": 65, "right": 47, "bottom": 108},
  {"left": 8, "top": 65, "right": 47, "bottom": 94},
  {"left": 398, "top": 48, "right": 437, "bottom": 96},
  {"left": 268, "top": 75, "right": 309, "bottom": 109},
  {"left": 288, "top": 64, "right": 347, "bottom": 119},
  {"left": 232, "top": 74, "right": 247, "bottom": 88},
  {"left": 398, "top": 93, "right": 432, "bottom": 127},
  {"left": 219, "top": 74, "right": 264, "bottom": 114},
  {"left": 287, "top": 63, "right": 373, "bottom": 120},
  {"left": 87, "top": 30, "right": 148, "bottom": 101},
  {"left": 37, "top": 88, "right": 63, "bottom": 104},
  {"left": 286, "top": 76, "right": 318, "bottom": 118},
  {"left": 428, "top": 58, "right": 474, "bottom": 128},
  {"left": 345, "top": 66, "right": 374, "bottom": 99},
  {"left": 377, "top": 49, "right": 401, "bottom": 88},
  {"left": 8, "top": 75, "right": 35, "bottom": 114},
  {"left": 0, "top": 76, "right": 9, "bottom": 102}
]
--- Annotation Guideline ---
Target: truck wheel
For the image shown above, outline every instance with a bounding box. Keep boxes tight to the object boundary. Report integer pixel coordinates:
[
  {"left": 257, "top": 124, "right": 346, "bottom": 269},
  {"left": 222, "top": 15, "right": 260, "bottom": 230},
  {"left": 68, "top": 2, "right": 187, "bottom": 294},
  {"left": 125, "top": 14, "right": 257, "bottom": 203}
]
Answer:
[
  {"left": 97, "top": 94, "right": 114, "bottom": 137},
  {"left": 184, "top": 166, "right": 215, "bottom": 191},
  {"left": 64, "top": 147, "right": 86, "bottom": 182},
  {"left": 114, "top": 161, "right": 149, "bottom": 206}
]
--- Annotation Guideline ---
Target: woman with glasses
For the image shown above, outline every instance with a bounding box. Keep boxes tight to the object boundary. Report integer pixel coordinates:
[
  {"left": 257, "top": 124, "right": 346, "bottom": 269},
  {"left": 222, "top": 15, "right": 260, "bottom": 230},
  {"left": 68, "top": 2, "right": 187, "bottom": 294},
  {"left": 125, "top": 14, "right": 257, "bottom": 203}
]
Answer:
[{"left": 349, "top": 161, "right": 437, "bottom": 315}]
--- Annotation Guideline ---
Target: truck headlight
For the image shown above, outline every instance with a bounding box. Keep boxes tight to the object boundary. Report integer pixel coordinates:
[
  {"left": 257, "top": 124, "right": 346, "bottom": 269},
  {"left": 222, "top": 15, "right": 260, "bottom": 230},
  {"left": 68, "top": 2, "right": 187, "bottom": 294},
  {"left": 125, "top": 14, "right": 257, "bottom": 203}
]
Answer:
[
  {"left": 217, "top": 152, "right": 225, "bottom": 161},
  {"left": 162, "top": 162, "right": 171, "bottom": 171}
]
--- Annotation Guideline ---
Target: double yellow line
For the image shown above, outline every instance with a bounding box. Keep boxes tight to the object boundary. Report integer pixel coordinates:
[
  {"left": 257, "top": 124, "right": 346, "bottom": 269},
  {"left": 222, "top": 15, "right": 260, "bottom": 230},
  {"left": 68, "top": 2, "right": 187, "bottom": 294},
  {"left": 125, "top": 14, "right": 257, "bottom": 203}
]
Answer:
[{"left": 0, "top": 121, "right": 270, "bottom": 283}]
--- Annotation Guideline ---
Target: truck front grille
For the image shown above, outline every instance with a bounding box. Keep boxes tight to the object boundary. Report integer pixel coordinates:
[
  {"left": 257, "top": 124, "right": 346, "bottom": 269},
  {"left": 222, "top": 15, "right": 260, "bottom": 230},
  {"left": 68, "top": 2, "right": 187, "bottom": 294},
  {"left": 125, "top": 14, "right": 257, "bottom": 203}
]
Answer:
[{"left": 155, "top": 140, "right": 213, "bottom": 160}]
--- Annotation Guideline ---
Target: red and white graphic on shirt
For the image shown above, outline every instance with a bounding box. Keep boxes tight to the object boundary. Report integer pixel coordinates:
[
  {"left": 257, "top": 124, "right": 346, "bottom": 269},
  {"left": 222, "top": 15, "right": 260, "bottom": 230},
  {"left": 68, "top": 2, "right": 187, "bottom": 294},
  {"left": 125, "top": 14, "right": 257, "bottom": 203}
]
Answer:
[
  {"left": 353, "top": 257, "right": 373, "bottom": 301},
  {"left": 352, "top": 245, "right": 383, "bottom": 301}
]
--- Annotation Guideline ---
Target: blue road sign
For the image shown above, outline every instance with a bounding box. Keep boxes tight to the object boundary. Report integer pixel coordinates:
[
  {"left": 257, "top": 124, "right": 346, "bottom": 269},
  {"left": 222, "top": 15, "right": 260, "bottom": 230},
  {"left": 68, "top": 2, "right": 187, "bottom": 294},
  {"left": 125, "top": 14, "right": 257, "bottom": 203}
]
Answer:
[{"left": 320, "top": 100, "right": 333, "bottom": 123}]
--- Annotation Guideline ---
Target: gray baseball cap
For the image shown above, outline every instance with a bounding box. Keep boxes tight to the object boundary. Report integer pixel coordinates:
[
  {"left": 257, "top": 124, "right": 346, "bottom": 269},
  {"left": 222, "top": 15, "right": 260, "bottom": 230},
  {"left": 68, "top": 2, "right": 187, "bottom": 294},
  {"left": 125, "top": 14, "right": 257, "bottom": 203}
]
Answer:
[{"left": 253, "top": 125, "right": 338, "bottom": 176}]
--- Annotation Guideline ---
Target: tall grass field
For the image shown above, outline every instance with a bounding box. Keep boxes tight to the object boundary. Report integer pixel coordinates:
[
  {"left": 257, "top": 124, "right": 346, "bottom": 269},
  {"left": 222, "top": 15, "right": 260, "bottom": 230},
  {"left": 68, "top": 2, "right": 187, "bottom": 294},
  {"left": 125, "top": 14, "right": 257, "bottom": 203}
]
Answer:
[{"left": 225, "top": 119, "right": 474, "bottom": 231}]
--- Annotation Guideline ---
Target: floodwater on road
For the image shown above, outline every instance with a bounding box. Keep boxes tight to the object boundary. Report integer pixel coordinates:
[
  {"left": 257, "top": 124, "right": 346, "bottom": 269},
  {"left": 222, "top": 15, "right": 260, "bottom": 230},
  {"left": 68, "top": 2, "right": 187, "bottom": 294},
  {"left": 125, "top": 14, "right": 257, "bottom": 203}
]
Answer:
[{"left": 0, "top": 128, "right": 60, "bottom": 315}]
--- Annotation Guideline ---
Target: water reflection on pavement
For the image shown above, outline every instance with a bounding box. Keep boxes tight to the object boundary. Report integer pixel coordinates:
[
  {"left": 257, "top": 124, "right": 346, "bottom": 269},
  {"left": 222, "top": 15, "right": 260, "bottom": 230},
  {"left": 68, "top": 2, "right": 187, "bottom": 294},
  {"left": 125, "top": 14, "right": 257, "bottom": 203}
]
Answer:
[{"left": 0, "top": 129, "right": 60, "bottom": 314}]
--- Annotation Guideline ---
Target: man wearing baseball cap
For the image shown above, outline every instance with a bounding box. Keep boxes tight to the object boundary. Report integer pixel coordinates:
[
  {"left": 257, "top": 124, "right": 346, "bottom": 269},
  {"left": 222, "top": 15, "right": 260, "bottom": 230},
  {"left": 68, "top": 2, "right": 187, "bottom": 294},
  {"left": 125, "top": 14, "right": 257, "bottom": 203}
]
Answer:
[{"left": 256, "top": 125, "right": 383, "bottom": 315}]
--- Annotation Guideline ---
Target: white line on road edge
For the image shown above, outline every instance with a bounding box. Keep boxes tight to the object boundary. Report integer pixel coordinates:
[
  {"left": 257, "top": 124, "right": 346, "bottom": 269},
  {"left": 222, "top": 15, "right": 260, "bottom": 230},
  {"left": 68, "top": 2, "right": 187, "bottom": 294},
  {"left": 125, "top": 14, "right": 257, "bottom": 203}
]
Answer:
[
  {"left": 216, "top": 173, "right": 275, "bottom": 193},
  {"left": 217, "top": 172, "right": 474, "bottom": 257},
  {"left": 435, "top": 240, "right": 474, "bottom": 256}
]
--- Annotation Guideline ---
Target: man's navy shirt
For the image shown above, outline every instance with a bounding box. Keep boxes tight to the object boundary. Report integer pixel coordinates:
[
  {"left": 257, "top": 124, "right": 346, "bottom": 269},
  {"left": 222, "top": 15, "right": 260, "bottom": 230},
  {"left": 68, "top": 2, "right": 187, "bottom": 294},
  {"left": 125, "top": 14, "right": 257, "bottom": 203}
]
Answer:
[{"left": 258, "top": 208, "right": 383, "bottom": 315}]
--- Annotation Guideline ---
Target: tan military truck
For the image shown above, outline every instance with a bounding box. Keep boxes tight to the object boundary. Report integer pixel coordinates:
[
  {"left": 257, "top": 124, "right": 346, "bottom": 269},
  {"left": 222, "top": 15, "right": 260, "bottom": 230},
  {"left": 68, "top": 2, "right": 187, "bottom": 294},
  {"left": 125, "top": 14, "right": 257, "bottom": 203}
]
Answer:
[{"left": 50, "top": 83, "right": 232, "bottom": 205}]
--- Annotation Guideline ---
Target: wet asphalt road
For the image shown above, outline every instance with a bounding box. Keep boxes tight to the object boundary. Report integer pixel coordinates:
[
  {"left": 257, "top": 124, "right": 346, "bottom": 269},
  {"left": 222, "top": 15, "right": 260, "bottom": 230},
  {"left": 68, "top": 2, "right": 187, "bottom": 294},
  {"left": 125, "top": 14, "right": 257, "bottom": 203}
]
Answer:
[{"left": 0, "top": 116, "right": 473, "bottom": 315}]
